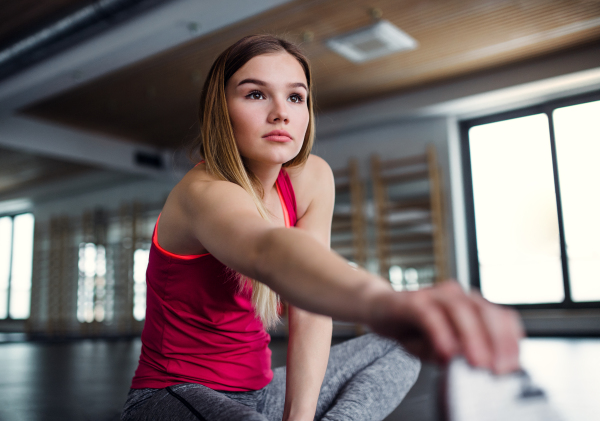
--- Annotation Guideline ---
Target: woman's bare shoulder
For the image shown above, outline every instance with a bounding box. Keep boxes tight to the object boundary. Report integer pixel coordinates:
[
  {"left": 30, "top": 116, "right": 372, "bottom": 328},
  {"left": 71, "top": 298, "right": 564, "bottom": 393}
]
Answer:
[
  {"left": 286, "top": 154, "right": 334, "bottom": 218},
  {"left": 286, "top": 154, "right": 333, "bottom": 183},
  {"left": 171, "top": 162, "right": 248, "bottom": 208},
  {"left": 180, "top": 162, "right": 219, "bottom": 185},
  {"left": 158, "top": 162, "right": 262, "bottom": 256}
]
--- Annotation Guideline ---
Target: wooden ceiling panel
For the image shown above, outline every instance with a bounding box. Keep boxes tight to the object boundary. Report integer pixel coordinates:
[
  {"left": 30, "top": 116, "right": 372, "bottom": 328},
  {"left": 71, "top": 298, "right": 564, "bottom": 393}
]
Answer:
[{"left": 22, "top": 0, "right": 600, "bottom": 149}]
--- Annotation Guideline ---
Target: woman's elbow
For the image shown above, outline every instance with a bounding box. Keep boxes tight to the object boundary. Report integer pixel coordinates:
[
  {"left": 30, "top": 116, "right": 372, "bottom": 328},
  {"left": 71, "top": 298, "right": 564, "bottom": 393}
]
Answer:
[{"left": 249, "top": 227, "right": 285, "bottom": 283}]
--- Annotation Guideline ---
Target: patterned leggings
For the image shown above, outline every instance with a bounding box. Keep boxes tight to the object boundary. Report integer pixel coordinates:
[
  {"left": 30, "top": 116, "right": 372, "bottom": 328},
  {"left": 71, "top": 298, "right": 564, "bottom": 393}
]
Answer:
[{"left": 120, "top": 334, "right": 421, "bottom": 421}]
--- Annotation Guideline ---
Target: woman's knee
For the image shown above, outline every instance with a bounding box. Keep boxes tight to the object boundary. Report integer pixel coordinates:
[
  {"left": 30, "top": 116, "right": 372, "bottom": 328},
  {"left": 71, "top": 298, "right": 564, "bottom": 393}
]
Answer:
[
  {"left": 388, "top": 345, "right": 421, "bottom": 389},
  {"left": 364, "top": 333, "right": 420, "bottom": 364},
  {"left": 361, "top": 334, "right": 421, "bottom": 389},
  {"left": 339, "top": 332, "right": 396, "bottom": 357},
  {"left": 365, "top": 333, "right": 398, "bottom": 351}
]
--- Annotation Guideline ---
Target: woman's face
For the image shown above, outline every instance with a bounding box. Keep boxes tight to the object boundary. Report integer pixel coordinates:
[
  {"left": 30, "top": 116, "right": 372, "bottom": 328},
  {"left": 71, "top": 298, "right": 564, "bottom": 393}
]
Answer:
[{"left": 225, "top": 52, "right": 309, "bottom": 167}]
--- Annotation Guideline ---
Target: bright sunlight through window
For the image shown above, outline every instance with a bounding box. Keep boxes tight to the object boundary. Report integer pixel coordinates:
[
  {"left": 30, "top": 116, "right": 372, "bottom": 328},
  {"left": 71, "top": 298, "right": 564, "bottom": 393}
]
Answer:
[
  {"left": 77, "top": 242, "right": 107, "bottom": 323},
  {"left": 0, "top": 213, "right": 34, "bottom": 319},
  {"left": 469, "top": 114, "right": 564, "bottom": 304},
  {"left": 554, "top": 100, "right": 600, "bottom": 302},
  {"left": 133, "top": 248, "right": 149, "bottom": 321}
]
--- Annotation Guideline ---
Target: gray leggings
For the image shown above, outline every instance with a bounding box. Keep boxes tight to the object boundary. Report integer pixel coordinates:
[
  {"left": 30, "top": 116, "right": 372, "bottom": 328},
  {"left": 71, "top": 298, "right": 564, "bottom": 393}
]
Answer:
[{"left": 120, "top": 334, "right": 421, "bottom": 421}]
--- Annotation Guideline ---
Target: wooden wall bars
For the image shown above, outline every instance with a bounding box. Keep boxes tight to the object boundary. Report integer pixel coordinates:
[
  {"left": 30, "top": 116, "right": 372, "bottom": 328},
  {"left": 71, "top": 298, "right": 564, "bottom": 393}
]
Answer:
[{"left": 371, "top": 145, "right": 447, "bottom": 290}]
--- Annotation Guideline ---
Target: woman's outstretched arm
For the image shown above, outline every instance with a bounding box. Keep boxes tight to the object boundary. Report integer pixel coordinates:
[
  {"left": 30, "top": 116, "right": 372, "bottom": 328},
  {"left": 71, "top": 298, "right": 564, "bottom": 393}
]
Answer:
[{"left": 176, "top": 172, "right": 523, "bottom": 374}]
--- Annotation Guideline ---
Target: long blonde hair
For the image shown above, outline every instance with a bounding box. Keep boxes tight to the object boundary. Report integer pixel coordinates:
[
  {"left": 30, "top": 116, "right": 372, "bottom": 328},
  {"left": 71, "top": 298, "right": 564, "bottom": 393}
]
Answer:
[{"left": 188, "top": 35, "right": 315, "bottom": 329}]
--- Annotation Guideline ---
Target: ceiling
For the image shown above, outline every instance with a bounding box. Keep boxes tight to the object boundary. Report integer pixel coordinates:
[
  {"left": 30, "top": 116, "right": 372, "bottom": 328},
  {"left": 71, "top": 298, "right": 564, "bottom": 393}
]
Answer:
[
  {"left": 19, "top": 0, "right": 600, "bottom": 150},
  {"left": 0, "top": 0, "right": 93, "bottom": 48}
]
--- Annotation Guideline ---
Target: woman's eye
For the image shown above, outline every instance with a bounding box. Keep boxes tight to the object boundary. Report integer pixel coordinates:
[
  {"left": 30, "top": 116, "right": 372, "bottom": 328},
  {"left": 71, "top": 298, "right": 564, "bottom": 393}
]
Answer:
[
  {"left": 247, "top": 91, "right": 265, "bottom": 100},
  {"left": 289, "top": 94, "right": 304, "bottom": 103}
]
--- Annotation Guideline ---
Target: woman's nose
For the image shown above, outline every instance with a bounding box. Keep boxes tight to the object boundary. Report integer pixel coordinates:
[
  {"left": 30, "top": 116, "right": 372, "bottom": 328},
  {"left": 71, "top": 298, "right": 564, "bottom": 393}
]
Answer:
[{"left": 268, "top": 98, "right": 289, "bottom": 124}]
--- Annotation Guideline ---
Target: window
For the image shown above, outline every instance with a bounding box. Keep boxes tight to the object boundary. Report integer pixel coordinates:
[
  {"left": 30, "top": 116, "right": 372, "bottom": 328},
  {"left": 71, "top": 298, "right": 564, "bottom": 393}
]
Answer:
[
  {"left": 462, "top": 91, "right": 600, "bottom": 308},
  {"left": 0, "top": 213, "right": 35, "bottom": 319},
  {"left": 75, "top": 212, "right": 154, "bottom": 325},
  {"left": 553, "top": 100, "right": 600, "bottom": 302},
  {"left": 77, "top": 242, "right": 108, "bottom": 323},
  {"left": 389, "top": 265, "right": 435, "bottom": 291},
  {"left": 133, "top": 248, "right": 149, "bottom": 321}
]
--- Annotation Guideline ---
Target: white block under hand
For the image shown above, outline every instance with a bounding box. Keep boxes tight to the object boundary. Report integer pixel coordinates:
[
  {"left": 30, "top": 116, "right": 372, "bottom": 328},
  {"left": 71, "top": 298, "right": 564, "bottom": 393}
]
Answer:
[{"left": 444, "top": 357, "right": 564, "bottom": 421}]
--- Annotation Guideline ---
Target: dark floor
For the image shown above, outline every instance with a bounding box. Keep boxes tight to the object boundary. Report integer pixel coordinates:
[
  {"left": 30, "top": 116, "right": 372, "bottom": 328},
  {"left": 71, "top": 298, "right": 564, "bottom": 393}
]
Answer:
[{"left": 0, "top": 336, "right": 597, "bottom": 421}]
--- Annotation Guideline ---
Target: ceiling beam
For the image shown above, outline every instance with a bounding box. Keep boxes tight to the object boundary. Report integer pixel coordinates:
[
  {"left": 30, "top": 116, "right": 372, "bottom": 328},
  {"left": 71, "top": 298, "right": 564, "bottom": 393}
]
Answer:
[{"left": 0, "top": 115, "right": 184, "bottom": 179}]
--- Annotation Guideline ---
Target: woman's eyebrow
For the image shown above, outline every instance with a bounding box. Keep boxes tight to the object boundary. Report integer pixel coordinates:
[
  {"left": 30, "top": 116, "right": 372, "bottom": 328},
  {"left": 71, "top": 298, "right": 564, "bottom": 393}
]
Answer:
[
  {"left": 237, "top": 78, "right": 307, "bottom": 91},
  {"left": 237, "top": 78, "right": 266, "bottom": 87},
  {"left": 288, "top": 82, "right": 308, "bottom": 91}
]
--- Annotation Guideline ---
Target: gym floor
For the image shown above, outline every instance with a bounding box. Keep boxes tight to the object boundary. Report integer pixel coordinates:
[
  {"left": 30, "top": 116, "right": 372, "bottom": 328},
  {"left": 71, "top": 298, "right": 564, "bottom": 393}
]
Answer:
[{"left": 0, "top": 335, "right": 597, "bottom": 421}]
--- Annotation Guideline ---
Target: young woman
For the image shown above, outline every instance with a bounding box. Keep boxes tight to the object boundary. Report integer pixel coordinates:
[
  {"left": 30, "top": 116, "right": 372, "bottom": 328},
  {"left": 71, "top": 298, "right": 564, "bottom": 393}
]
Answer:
[{"left": 120, "top": 35, "right": 523, "bottom": 421}]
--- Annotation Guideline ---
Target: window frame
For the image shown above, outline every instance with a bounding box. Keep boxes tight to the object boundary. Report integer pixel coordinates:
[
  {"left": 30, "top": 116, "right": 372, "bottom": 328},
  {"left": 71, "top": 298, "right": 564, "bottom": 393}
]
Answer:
[
  {"left": 0, "top": 212, "right": 34, "bottom": 320},
  {"left": 461, "top": 89, "right": 600, "bottom": 310}
]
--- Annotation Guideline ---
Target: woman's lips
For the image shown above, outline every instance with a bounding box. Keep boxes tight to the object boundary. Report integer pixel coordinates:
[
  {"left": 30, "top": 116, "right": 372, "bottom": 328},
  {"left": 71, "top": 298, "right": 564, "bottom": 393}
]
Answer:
[{"left": 263, "top": 130, "right": 292, "bottom": 142}]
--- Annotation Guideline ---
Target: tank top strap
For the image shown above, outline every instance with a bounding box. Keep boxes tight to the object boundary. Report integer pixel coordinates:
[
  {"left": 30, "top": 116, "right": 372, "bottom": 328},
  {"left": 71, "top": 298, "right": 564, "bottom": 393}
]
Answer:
[{"left": 275, "top": 167, "right": 297, "bottom": 227}]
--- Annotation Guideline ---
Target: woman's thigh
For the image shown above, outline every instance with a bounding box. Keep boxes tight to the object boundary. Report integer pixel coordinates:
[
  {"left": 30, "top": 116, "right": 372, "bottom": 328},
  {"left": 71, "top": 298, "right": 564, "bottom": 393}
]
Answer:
[
  {"left": 260, "top": 334, "right": 420, "bottom": 421},
  {"left": 316, "top": 334, "right": 420, "bottom": 420},
  {"left": 121, "top": 384, "right": 268, "bottom": 421}
]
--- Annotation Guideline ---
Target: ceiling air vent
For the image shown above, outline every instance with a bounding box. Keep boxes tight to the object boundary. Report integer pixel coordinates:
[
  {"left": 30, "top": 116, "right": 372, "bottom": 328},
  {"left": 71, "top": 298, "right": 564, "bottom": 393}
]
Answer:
[{"left": 326, "top": 20, "right": 418, "bottom": 63}]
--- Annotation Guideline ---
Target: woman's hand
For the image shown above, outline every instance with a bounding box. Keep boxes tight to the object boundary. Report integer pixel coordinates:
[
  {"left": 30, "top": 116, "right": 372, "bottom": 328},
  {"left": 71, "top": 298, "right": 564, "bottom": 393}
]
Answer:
[{"left": 367, "top": 281, "right": 524, "bottom": 374}]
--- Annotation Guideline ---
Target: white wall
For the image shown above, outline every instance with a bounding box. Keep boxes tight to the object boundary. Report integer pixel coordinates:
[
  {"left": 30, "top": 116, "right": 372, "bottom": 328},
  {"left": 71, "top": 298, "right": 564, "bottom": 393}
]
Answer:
[{"left": 314, "top": 117, "right": 448, "bottom": 174}]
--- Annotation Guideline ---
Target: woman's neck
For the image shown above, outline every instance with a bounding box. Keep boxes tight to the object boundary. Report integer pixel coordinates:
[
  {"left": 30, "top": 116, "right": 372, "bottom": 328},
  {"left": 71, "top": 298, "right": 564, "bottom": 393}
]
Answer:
[{"left": 244, "top": 159, "right": 282, "bottom": 201}]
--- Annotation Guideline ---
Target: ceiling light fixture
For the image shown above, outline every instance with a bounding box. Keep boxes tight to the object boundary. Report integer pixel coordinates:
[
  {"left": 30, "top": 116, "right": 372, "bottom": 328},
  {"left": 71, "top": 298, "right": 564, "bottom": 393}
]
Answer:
[{"left": 326, "top": 20, "right": 418, "bottom": 63}]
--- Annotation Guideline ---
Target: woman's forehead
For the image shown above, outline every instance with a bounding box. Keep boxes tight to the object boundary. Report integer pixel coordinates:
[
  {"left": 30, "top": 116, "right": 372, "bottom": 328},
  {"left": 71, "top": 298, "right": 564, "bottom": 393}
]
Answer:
[{"left": 230, "top": 52, "right": 307, "bottom": 87}]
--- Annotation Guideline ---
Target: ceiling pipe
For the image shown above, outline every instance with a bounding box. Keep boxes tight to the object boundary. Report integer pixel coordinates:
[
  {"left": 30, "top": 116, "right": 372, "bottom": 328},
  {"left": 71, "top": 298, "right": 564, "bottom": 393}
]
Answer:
[{"left": 0, "top": 0, "right": 171, "bottom": 82}]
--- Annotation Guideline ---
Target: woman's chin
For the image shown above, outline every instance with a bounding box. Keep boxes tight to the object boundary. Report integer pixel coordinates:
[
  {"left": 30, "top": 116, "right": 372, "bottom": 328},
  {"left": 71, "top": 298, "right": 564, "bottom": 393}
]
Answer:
[{"left": 245, "top": 152, "right": 299, "bottom": 166}]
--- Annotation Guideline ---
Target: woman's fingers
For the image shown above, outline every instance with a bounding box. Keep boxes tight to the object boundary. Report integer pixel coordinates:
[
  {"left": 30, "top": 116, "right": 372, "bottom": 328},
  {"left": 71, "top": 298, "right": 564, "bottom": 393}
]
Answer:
[
  {"left": 409, "top": 292, "right": 459, "bottom": 363},
  {"left": 369, "top": 281, "right": 524, "bottom": 373},
  {"left": 431, "top": 282, "right": 523, "bottom": 373},
  {"left": 369, "top": 290, "right": 456, "bottom": 362},
  {"left": 396, "top": 282, "right": 524, "bottom": 373},
  {"left": 431, "top": 282, "right": 494, "bottom": 370},
  {"left": 471, "top": 291, "right": 523, "bottom": 374}
]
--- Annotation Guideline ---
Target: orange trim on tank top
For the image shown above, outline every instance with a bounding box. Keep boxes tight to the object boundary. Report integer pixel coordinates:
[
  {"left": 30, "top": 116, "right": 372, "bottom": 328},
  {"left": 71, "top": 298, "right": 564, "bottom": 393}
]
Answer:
[
  {"left": 276, "top": 181, "right": 291, "bottom": 228},
  {"left": 153, "top": 214, "right": 210, "bottom": 260},
  {"left": 153, "top": 171, "right": 291, "bottom": 260}
]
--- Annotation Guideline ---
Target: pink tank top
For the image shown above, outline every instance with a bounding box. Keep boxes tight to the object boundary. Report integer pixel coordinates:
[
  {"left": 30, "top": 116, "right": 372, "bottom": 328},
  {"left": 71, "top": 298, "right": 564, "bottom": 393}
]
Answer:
[{"left": 131, "top": 168, "right": 297, "bottom": 391}]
